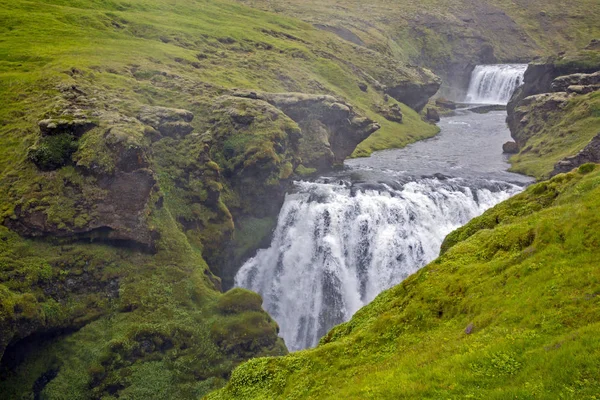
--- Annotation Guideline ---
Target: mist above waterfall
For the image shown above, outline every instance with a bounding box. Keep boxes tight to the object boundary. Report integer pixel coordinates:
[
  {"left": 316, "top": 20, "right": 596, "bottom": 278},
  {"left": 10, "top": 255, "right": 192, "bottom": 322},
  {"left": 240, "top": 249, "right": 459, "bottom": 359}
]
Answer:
[
  {"left": 465, "top": 64, "right": 527, "bottom": 105},
  {"left": 236, "top": 178, "right": 522, "bottom": 351}
]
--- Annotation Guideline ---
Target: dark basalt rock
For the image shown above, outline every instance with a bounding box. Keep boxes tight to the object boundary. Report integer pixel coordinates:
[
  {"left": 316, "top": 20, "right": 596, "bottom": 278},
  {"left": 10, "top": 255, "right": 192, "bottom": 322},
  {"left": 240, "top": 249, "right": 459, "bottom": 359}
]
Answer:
[
  {"left": 551, "top": 71, "right": 600, "bottom": 92},
  {"left": 502, "top": 141, "right": 519, "bottom": 154},
  {"left": 38, "top": 118, "right": 97, "bottom": 137},
  {"left": 385, "top": 81, "right": 441, "bottom": 113},
  {"left": 6, "top": 169, "right": 158, "bottom": 249},
  {"left": 426, "top": 108, "right": 440, "bottom": 122},
  {"left": 377, "top": 103, "right": 403, "bottom": 123},
  {"left": 435, "top": 98, "right": 457, "bottom": 110},
  {"left": 508, "top": 92, "right": 570, "bottom": 148}
]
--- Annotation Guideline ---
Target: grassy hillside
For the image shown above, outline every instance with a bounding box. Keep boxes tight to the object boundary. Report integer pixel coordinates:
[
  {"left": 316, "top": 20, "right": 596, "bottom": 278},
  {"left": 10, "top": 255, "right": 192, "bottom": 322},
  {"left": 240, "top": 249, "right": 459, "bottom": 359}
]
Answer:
[
  {"left": 237, "top": 0, "right": 600, "bottom": 63},
  {"left": 209, "top": 164, "right": 600, "bottom": 399}
]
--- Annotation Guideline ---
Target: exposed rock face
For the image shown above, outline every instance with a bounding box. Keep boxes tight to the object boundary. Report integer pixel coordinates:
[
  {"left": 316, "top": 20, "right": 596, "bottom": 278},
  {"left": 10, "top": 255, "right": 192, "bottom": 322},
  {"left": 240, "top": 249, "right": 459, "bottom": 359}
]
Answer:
[
  {"left": 552, "top": 133, "right": 600, "bottom": 175},
  {"left": 435, "top": 98, "right": 457, "bottom": 110},
  {"left": 505, "top": 47, "right": 600, "bottom": 178},
  {"left": 9, "top": 87, "right": 162, "bottom": 250},
  {"left": 385, "top": 81, "right": 441, "bottom": 112},
  {"left": 313, "top": 24, "right": 365, "bottom": 46},
  {"left": 507, "top": 53, "right": 600, "bottom": 134},
  {"left": 551, "top": 71, "right": 600, "bottom": 93},
  {"left": 232, "top": 90, "right": 380, "bottom": 170},
  {"left": 38, "top": 118, "right": 97, "bottom": 137},
  {"left": 509, "top": 92, "right": 570, "bottom": 148},
  {"left": 502, "top": 141, "right": 519, "bottom": 154}
]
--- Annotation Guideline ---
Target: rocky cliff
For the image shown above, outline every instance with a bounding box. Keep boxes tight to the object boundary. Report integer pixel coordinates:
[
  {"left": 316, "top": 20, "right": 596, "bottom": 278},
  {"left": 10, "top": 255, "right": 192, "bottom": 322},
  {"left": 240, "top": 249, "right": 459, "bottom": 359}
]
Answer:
[{"left": 505, "top": 45, "right": 600, "bottom": 178}]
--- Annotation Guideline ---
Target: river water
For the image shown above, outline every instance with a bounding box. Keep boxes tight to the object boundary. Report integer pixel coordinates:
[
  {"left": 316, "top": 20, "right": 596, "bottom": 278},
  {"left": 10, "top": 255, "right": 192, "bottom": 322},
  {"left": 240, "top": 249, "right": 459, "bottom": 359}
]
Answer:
[{"left": 235, "top": 66, "right": 532, "bottom": 351}]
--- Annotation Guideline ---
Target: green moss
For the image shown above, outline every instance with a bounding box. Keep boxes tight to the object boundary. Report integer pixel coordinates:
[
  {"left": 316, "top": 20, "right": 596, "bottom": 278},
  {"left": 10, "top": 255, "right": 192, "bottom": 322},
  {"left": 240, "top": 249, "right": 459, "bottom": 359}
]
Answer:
[
  {"left": 216, "top": 288, "right": 264, "bottom": 315},
  {"left": 352, "top": 102, "right": 439, "bottom": 157},
  {"left": 27, "top": 133, "right": 78, "bottom": 171},
  {"left": 295, "top": 164, "right": 317, "bottom": 176}
]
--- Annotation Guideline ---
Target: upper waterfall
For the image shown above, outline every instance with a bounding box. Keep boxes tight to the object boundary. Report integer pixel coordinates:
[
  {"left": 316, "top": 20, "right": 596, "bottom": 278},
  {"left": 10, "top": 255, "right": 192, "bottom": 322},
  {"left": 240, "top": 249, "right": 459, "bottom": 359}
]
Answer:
[{"left": 465, "top": 64, "right": 527, "bottom": 105}]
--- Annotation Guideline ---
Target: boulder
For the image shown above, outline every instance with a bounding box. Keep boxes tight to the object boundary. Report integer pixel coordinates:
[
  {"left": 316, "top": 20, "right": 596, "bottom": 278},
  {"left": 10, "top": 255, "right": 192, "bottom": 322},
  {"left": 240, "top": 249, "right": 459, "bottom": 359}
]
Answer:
[
  {"left": 435, "top": 98, "right": 457, "bottom": 110},
  {"left": 502, "top": 141, "right": 519, "bottom": 154},
  {"left": 552, "top": 133, "right": 600, "bottom": 176},
  {"left": 425, "top": 108, "right": 440, "bottom": 122},
  {"left": 377, "top": 103, "right": 403, "bottom": 123},
  {"left": 38, "top": 118, "right": 97, "bottom": 137}
]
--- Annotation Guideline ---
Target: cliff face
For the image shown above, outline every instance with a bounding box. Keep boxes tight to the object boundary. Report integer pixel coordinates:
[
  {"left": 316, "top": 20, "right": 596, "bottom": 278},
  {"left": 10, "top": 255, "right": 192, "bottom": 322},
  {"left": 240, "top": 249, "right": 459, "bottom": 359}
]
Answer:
[
  {"left": 0, "top": 0, "right": 443, "bottom": 397},
  {"left": 505, "top": 46, "right": 600, "bottom": 179}
]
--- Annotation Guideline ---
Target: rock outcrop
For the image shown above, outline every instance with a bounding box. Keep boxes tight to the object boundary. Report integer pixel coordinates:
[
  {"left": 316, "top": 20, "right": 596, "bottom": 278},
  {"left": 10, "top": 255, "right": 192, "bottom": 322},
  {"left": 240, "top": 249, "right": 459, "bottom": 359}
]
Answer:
[
  {"left": 505, "top": 46, "right": 600, "bottom": 178},
  {"left": 385, "top": 80, "right": 441, "bottom": 112},
  {"left": 552, "top": 133, "right": 600, "bottom": 176},
  {"left": 10, "top": 87, "right": 161, "bottom": 250},
  {"left": 425, "top": 107, "right": 440, "bottom": 122},
  {"left": 231, "top": 90, "right": 380, "bottom": 170},
  {"left": 138, "top": 105, "right": 195, "bottom": 138},
  {"left": 507, "top": 49, "right": 600, "bottom": 135},
  {"left": 376, "top": 103, "right": 403, "bottom": 123}
]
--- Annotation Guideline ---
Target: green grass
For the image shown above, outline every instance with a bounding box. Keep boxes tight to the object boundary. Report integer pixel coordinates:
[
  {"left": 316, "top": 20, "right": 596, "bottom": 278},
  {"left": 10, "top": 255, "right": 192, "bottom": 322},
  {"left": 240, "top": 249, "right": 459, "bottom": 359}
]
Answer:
[
  {"left": 237, "top": 0, "right": 600, "bottom": 64},
  {"left": 208, "top": 165, "right": 600, "bottom": 399}
]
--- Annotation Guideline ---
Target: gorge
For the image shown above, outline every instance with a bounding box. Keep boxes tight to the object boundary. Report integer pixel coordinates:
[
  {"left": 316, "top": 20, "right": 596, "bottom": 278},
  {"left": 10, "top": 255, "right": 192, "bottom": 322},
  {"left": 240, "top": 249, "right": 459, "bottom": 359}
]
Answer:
[
  {"left": 235, "top": 93, "right": 531, "bottom": 351},
  {"left": 1, "top": 0, "right": 599, "bottom": 398}
]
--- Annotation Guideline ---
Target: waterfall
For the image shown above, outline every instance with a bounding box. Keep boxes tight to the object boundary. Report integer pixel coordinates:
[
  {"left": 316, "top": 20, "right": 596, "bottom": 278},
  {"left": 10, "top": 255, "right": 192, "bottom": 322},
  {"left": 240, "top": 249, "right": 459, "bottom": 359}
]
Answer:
[
  {"left": 465, "top": 64, "right": 527, "bottom": 105},
  {"left": 235, "top": 178, "right": 522, "bottom": 351}
]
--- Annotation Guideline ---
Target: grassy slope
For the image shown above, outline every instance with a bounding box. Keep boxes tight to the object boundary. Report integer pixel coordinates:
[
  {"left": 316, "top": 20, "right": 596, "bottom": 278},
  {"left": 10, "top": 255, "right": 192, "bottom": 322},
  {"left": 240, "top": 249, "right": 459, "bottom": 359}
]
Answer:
[
  {"left": 0, "top": 0, "right": 441, "bottom": 398},
  {"left": 237, "top": 0, "right": 600, "bottom": 62},
  {"left": 209, "top": 165, "right": 600, "bottom": 399}
]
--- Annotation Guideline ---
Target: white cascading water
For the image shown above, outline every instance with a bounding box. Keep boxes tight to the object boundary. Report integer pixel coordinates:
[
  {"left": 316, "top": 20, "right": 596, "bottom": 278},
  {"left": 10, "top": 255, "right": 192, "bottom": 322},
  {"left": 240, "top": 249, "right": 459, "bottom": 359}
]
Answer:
[
  {"left": 235, "top": 178, "right": 522, "bottom": 351},
  {"left": 465, "top": 64, "right": 527, "bottom": 104}
]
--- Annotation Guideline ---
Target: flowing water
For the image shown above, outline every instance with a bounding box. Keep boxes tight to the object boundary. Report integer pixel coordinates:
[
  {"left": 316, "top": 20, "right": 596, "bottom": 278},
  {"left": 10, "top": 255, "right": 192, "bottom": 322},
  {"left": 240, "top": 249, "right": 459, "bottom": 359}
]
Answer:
[
  {"left": 235, "top": 106, "right": 533, "bottom": 352},
  {"left": 465, "top": 64, "right": 527, "bottom": 104}
]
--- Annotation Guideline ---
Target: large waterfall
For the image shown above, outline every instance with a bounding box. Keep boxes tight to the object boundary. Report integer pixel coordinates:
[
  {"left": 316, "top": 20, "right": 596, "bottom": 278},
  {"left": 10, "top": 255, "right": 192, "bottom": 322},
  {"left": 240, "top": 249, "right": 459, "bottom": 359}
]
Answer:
[
  {"left": 465, "top": 64, "right": 527, "bottom": 104},
  {"left": 235, "top": 178, "right": 522, "bottom": 351}
]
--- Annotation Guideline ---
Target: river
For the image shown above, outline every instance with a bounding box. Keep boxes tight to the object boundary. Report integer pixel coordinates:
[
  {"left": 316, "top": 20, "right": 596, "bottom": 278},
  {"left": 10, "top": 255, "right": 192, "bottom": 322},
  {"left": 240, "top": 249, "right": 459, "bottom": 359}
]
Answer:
[{"left": 235, "top": 66, "right": 533, "bottom": 351}]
